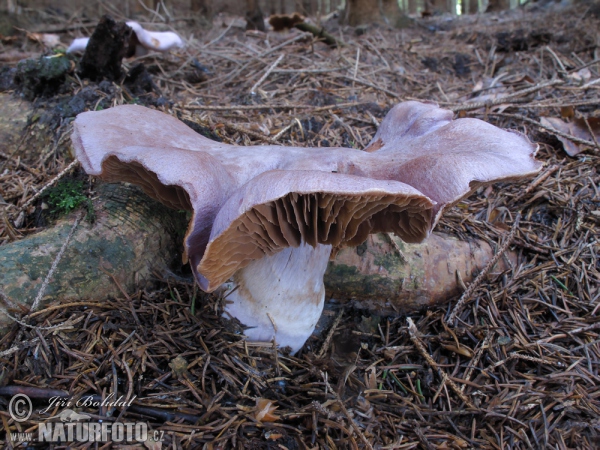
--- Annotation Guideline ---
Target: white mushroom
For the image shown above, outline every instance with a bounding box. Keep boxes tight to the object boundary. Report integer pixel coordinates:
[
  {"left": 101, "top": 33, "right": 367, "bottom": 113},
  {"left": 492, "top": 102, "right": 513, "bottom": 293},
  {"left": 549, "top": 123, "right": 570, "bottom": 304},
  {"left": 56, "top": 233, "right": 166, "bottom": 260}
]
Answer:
[
  {"left": 125, "top": 21, "right": 184, "bottom": 56},
  {"left": 67, "top": 37, "right": 90, "bottom": 54}
]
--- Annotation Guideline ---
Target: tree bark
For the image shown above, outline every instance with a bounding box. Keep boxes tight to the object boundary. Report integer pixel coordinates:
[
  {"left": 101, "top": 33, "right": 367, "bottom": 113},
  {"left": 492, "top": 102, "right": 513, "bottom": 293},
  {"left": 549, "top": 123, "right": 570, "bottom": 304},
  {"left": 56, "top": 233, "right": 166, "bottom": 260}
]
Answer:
[
  {"left": 294, "top": 21, "right": 341, "bottom": 47},
  {"left": 245, "top": 0, "right": 266, "bottom": 31},
  {"left": 191, "top": 0, "right": 211, "bottom": 15},
  {"left": 0, "top": 183, "right": 514, "bottom": 330},
  {"left": 342, "top": 0, "right": 379, "bottom": 26},
  {"left": 462, "top": 0, "right": 479, "bottom": 14},
  {"left": 432, "top": 0, "right": 450, "bottom": 13},
  {"left": 341, "top": 0, "right": 408, "bottom": 27},
  {"left": 485, "top": 0, "right": 510, "bottom": 12},
  {"left": 0, "top": 183, "right": 189, "bottom": 332},
  {"left": 408, "top": 0, "right": 418, "bottom": 14}
]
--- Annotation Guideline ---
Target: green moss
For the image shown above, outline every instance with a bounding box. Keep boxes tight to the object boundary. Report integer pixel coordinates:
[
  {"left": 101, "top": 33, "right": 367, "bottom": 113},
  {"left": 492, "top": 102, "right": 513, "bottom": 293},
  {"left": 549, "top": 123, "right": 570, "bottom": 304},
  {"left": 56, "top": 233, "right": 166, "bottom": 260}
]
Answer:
[
  {"left": 15, "top": 54, "right": 72, "bottom": 100},
  {"left": 374, "top": 251, "right": 405, "bottom": 272},
  {"left": 2, "top": 221, "right": 135, "bottom": 303},
  {"left": 325, "top": 262, "right": 399, "bottom": 299},
  {"left": 44, "top": 179, "right": 94, "bottom": 221}
]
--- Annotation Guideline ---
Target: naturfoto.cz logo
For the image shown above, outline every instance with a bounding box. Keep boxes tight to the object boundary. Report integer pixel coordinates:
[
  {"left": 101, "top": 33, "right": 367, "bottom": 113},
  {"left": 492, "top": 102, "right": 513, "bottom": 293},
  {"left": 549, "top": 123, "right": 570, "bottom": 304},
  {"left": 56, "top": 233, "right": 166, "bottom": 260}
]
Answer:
[
  {"left": 8, "top": 394, "right": 161, "bottom": 444},
  {"left": 38, "top": 420, "right": 148, "bottom": 443}
]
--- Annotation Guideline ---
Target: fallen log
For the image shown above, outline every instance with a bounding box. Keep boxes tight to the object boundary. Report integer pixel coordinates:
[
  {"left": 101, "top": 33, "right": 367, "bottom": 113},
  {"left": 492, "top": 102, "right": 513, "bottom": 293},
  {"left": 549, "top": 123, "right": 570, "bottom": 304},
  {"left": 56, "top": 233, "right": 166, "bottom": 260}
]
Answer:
[
  {"left": 328, "top": 232, "right": 514, "bottom": 314},
  {"left": 0, "top": 183, "right": 188, "bottom": 331},
  {"left": 0, "top": 181, "right": 513, "bottom": 330}
]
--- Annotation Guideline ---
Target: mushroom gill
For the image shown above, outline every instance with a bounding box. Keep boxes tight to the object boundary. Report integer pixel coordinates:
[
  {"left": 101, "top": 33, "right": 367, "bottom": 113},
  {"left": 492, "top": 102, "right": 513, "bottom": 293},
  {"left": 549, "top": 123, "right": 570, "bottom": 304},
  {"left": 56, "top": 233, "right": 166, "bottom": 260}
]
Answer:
[{"left": 199, "top": 170, "right": 433, "bottom": 290}]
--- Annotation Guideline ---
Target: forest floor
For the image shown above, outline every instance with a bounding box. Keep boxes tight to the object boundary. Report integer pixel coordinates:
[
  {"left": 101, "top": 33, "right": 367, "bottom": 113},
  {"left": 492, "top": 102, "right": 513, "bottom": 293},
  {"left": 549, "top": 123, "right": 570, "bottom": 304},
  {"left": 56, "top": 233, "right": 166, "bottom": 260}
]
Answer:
[{"left": 0, "top": 3, "right": 599, "bottom": 449}]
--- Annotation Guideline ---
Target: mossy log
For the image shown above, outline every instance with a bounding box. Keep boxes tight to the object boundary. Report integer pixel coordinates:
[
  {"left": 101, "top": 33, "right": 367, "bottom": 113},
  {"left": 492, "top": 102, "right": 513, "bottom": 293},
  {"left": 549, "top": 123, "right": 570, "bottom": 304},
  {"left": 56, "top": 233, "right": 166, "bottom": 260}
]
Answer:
[
  {"left": 0, "top": 181, "right": 513, "bottom": 329},
  {"left": 0, "top": 93, "right": 513, "bottom": 328},
  {"left": 0, "top": 183, "right": 188, "bottom": 331},
  {"left": 328, "top": 233, "right": 514, "bottom": 314}
]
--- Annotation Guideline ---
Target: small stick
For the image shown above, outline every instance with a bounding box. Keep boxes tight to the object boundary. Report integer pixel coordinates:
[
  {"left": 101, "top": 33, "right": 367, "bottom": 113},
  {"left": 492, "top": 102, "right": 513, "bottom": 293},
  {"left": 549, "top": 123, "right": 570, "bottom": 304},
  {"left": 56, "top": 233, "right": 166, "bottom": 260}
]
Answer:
[
  {"left": 336, "top": 74, "right": 401, "bottom": 99},
  {"left": 407, "top": 318, "right": 476, "bottom": 409},
  {"left": 203, "top": 21, "right": 233, "bottom": 48},
  {"left": 581, "top": 77, "right": 600, "bottom": 89},
  {"left": 568, "top": 321, "right": 600, "bottom": 336},
  {"left": 294, "top": 22, "right": 341, "bottom": 47},
  {"left": 384, "top": 233, "right": 408, "bottom": 264},
  {"left": 17, "top": 159, "right": 79, "bottom": 215},
  {"left": 220, "top": 121, "right": 278, "bottom": 145},
  {"left": 0, "top": 385, "right": 68, "bottom": 399},
  {"left": 583, "top": 117, "right": 600, "bottom": 151},
  {"left": 0, "top": 338, "right": 39, "bottom": 358},
  {"left": 352, "top": 47, "right": 360, "bottom": 90},
  {"left": 321, "top": 371, "right": 374, "bottom": 450},
  {"left": 115, "top": 358, "right": 135, "bottom": 422},
  {"left": 249, "top": 54, "right": 284, "bottom": 95},
  {"left": 461, "top": 331, "right": 494, "bottom": 392},
  {"left": 136, "top": 0, "right": 165, "bottom": 21},
  {"left": 450, "top": 79, "right": 564, "bottom": 112},
  {"left": 526, "top": 99, "right": 600, "bottom": 108},
  {"left": 31, "top": 211, "right": 84, "bottom": 311},
  {"left": 317, "top": 308, "right": 344, "bottom": 358},
  {"left": 483, "top": 352, "right": 562, "bottom": 375},
  {"left": 544, "top": 46, "right": 568, "bottom": 76},
  {"left": 446, "top": 214, "right": 521, "bottom": 325},
  {"left": 567, "top": 58, "right": 600, "bottom": 73},
  {"left": 183, "top": 101, "right": 371, "bottom": 112},
  {"left": 514, "top": 165, "right": 559, "bottom": 201},
  {"left": 266, "top": 312, "right": 278, "bottom": 333},
  {"left": 0, "top": 309, "right": 80, "bottom": 331},
  {"left": 272, "top": 120, "right": 296, "bottom": 142}
]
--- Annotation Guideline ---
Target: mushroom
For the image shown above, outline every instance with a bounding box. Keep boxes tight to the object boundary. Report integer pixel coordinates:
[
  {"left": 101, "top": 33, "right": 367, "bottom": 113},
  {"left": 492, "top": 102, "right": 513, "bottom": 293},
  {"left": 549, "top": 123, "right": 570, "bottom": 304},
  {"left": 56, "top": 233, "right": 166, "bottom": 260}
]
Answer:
[
  {"left": 67, "top": 21, "right": 184, "bottom": 55},
  {"left": 125, "top": 21, "right": 184, "bottom": 56},
  {"left": 67, "top": 37, "right": 90, "bottom": 54},
  {"left": 72, "top": 101, "right": 541, "bottom": 352}
]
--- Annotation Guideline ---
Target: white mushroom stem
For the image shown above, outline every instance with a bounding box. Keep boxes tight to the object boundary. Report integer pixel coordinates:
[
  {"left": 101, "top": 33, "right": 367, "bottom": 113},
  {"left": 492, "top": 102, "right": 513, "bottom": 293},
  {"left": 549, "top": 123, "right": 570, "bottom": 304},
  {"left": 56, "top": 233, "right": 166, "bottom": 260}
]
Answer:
[{"left": 221, "top": 243, "right": 332, "bottom": 353}]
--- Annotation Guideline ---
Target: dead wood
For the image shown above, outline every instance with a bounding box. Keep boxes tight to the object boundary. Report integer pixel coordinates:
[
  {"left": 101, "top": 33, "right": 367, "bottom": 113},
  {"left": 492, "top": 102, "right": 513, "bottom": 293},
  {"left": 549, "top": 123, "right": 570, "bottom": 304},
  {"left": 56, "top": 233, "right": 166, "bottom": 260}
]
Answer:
[
  {"left": 294, "top": 22, "right": 341, "bottom": 47},
  {"left": 0, "top": 182, "right": 188, "bottom": 332},
  {"left": 0, "top": 178, "right": 511, "bottom": 330}
]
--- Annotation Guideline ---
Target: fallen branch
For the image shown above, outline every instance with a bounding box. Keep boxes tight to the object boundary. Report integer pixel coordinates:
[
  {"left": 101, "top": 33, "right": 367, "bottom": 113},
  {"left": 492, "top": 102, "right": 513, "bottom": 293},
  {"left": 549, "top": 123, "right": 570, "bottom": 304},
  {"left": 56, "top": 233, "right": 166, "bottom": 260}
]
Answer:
[
  {"left": 450, "top": 79, "right": 564, "bottom": 112},
  {"left": 294, "top": 22, "right": 342, "bottom": 48}
]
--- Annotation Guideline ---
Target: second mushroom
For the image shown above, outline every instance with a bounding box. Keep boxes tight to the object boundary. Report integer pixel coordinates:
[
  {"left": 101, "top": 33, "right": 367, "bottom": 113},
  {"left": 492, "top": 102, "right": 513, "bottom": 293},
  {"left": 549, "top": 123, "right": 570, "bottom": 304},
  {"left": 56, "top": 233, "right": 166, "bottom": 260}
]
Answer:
[{"left": 72, "top": 101, "right": 540, "bottom": 353}]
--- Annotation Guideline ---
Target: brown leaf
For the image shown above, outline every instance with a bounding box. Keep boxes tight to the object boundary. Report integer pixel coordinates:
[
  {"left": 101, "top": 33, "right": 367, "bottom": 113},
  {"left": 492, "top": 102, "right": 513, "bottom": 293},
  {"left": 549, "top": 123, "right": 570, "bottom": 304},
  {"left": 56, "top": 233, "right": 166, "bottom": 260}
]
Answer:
[
  {"left": 255, "top": 398, "right": 280, "bottom": 422},
  {"left": 264, "top": 431, "right": 283, "bottom": 440},
  {"left": 540, "top": 116, "right": 600, "bottom": 156},
  {"left": 560, "top": 106, "right": 574, "bottom": 119},
  {"left": 367, "top": 367, "right": 377, "bottom": 390},
  {"left": 383, "top": 347, "right": 399, "bottom": 360}
]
